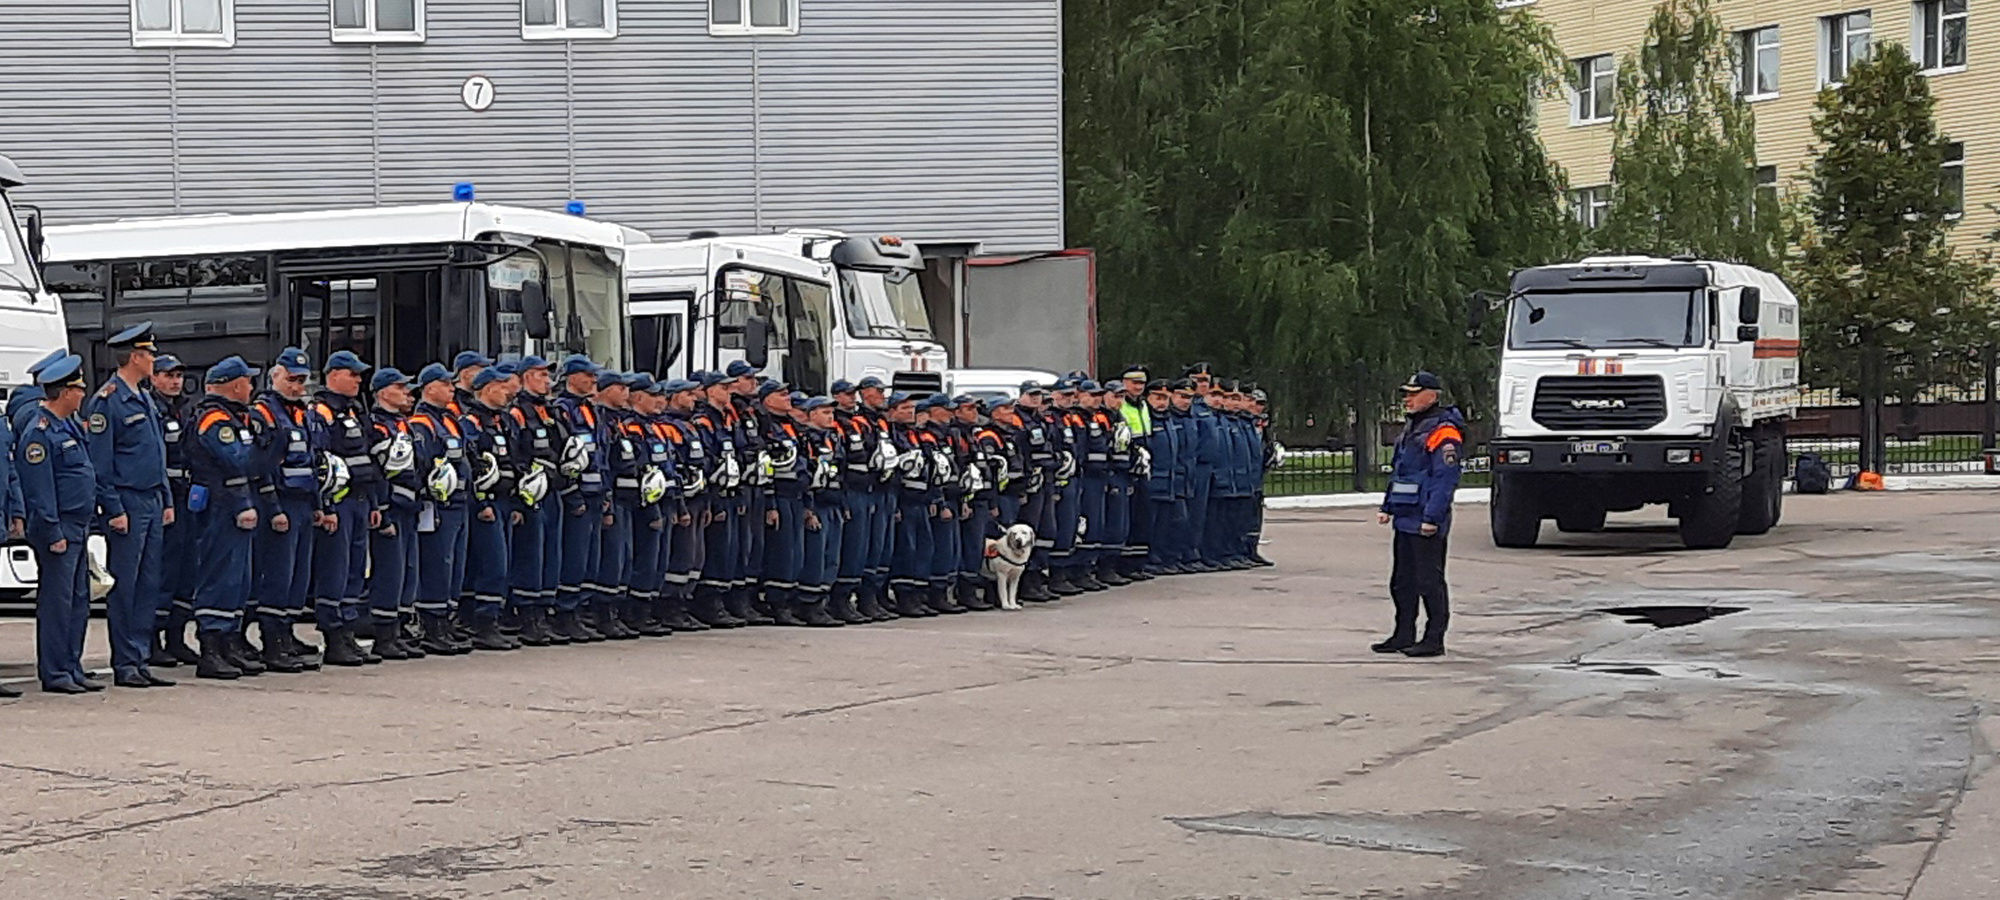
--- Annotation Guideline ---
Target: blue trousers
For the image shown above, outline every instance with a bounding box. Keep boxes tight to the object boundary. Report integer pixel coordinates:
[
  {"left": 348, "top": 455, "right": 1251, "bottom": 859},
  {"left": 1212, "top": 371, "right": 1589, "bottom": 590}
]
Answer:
[
  {"left": 836, "top": 490, "right": 870, "bottom": 598},
  {"left": 668, "top": 496, "right": 708, "bottom": 598},
  {"left": 742, "top": 489, "right": 768, "bottom": 589},
  {"left": 930, "top": 499, "right": 961, "bottom": 589},
  {"left": 367, "top": 507, "right": 418, "bottom": 627},
  {"left": 310, "top": 496, "right": 370, "bottom": 632},
  {"left": 1101, "top": 476, "right": 1132, "bottom": 566},
  {"left": 631, "top": 506, "right": 666, "bottom": 606},
  {"left": 1125, "top": 478, "right": 1153, "bottom": 567},
  {"left": 557, "top": 496, "right": 603, "bottom": 613},
  {"left": 701, "top": 495, "right": 741, "bottom": 591},
  {"left": 192, "top": 504, "right": 252, "bottom": 635},
  {"left": 597, "top": 502, "right": 634, "bottom": 605},
  {"left": 763, "top": 494, "right": 805, "bottom": 604},
  {"left": 253, "top": 494, "right": 316, "bottom": 630},
  {"left": 417, "top": 504, "right": 469, "bottom": 619},
  {"left": 1203, "top": 493, "right": 1233, "bottom": 562},
  {"left": 1051, "top": 478, "right": 1082, "bottom": 570},
  {"left": 511, "top": 499, "right": 558, "bottom": 610},
  {"left": 1074, "top": 475, "right": 1108, "bottom": 571},
  {"left": 892, "top": 497, "right": 934, "bottom": 591},
  {"left": 34, "top": 535, "right": 90, "bottom": 689},
  {"left": 157, "top": 495, "right": 198, "bottom": 632},
  {"left": 865, "top": 488, "right": 895, "bottom": 591},
  {"left": 1150, "top": 497, "right": 1187, "bottom": 565},
  {"left": 104, "top": 489, "right": 164, "bottom": 678},
  {"left": 466, "top": 508, "right": 512, "bottom": 624},
  {"left": 1183, "top": 476, "right": 1212, "bottom": 564},
  {"left": 961, "top": 498, "right": 994, "bottom": 579},
  {"left": 802, "top": 497, "right": 844, "bottom": 602},
  {"left": 1031, "top": 487, "right": 1059, "bottom": 571}
]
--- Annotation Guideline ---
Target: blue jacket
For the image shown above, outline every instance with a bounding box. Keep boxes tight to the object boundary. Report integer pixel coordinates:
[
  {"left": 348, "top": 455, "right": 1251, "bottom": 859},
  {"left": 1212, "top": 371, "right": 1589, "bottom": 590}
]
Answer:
[
  {"left": 83, "top": 376, "right": 170, "bottom": 518},
  {"left": 410, "top": 401, "right": 471, "bottom": 512},
  {"left": 0, "top": 410, "right": 21, "bottom": 528},
  {"left": 186, "top": 396, "right": 258, "bottom": 519},
  {"left": 1381, "top": 405, "right": 1465, "bottom": 535},
  {"left": 16, "top": 406, "right": 96, "bottom": 547}
]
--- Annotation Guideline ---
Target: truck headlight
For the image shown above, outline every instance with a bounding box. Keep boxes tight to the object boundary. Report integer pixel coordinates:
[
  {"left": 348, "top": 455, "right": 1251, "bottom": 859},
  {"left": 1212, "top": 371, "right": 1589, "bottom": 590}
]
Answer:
[
  {"left": 1666, "top": 448, "right": 1693, "bottom": 464},
  {"left": 1506, "top": 449, "right": 1532, "bottom": 465}
]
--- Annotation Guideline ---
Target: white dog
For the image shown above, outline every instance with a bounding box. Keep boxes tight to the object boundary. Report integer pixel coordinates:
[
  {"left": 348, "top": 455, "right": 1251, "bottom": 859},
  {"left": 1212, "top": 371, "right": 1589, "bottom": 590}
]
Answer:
[{"left": 984, "top": 523, "right": 1037, "bottom": 610}]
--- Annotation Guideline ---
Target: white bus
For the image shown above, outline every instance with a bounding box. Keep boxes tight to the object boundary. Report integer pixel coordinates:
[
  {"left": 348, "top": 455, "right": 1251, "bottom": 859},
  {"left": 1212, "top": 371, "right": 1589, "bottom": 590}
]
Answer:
[
  {"left": 0, "top": 155, "right": 69, "bottom": 386},
  {"left": 625, "top": 230, "right": 948, "bottom": 397},
  {"left": 42, "top": 200, "right": 646, "bottom": 380}
]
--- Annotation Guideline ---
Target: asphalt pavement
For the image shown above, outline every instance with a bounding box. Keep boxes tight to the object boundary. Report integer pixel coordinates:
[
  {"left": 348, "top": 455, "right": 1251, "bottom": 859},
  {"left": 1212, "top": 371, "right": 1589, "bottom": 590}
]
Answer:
[{"left": 2, "top": 492, "right": 1998, "bottom": 899}]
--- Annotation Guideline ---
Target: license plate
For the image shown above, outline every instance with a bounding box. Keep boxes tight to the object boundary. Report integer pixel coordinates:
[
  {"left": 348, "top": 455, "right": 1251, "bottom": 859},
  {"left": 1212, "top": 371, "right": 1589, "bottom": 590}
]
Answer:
[{"left": 1571, "top": 440, "right": 1625, "bottom": 455}]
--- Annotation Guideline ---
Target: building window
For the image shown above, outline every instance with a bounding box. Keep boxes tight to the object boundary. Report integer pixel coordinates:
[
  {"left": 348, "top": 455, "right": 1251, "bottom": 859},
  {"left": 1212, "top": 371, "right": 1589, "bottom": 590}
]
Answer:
[
  {"left": 1941, "top": 142, "right": 1965, "bottom": 216},
  {"left": 1572, "top": 54, "right": 1615, "bottom": 124},
  {"left": 522, "top": 0, "right": 616, "bottom": 40},
  {"left": 1753, "top": 165, "right": 1779, "bottom": 215},
  {"left": 710, "top": 0, "right": 799, "bottom": 35},
  {"left": 332, "top": 0, "right": 423, "bottom": 42},
  {"left": 1569, "top": 185, "right": 1612, "bottom": 229},
  {"left": 1823, "top": 11, "right": 1874, "bottom": 85},
  {"left": 1738, "top": 26, "right": 1781, "bottom": 98},
  {"left": 132, "top": 0, "right": 235, "bottom": 48},
  {"left": 1916, "top": 0, "right": 1969, "bottom": 71}
]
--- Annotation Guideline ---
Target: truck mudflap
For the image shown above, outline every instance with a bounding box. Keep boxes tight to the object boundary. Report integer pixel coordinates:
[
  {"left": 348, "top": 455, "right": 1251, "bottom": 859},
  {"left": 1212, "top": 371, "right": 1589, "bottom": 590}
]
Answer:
[{"left": 1490, "top": 431, "right": 1730, "bottom": 474}]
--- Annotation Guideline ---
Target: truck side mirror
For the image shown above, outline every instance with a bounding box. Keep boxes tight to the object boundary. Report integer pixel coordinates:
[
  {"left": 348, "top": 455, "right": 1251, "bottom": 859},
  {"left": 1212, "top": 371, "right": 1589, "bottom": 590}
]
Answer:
[
  {"left": 24, "top": 210, "right": 44, "bottom": 265},
  {"left": 744, "top": 316, "right": 772, "bottom": 371},
  {"left": 521, "top": 281, "right": 552, "bottom": 340},
  {"left": 1738, "top": 286, "right": 1762, "bottom": 325}
]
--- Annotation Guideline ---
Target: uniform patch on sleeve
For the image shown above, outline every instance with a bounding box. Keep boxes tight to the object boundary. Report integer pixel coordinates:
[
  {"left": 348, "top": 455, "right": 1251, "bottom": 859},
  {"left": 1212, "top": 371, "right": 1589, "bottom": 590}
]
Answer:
[
  {"left": 1441, "top": 443, "right": 1459, "bottom": 466},
  {"left": 88, "top": 413, "right": 107, "bottom": 434},
  {"left": 23, "top": 443, "right": 46, "bottom": 465},
  {"left": 217, "top": 426, "right": 237, "bottom": 444}
]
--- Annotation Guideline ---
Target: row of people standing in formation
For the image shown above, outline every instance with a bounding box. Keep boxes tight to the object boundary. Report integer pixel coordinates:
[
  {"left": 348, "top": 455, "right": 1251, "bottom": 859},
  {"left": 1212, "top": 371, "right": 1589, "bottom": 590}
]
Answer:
[{"left": 3, "top": 327, "right": 1277, "bottom": 692}]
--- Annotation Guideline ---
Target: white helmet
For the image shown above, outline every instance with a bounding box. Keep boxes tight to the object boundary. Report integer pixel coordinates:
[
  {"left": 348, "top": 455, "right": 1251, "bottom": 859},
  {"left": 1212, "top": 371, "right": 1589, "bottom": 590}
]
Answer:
[
  {"left": 811, "top": 455, "right": 838, "bottom": 491},
  {"left": 871, "top": 439, "right": 898, "bottom": 481},
  {"left": 930, "top": 449, "right": 954, "bottom": 485},
  {"left": 1077, "top": 515, "right": 1089, "bottom": 540},
  {"left": 378, "top": 431, "right": 416, "bottom": 478},
  {"left": 472, "top": 451, "right": 502, "bottom": 494},
  {"left": 1132, "top": 445, "right": 1153, "bottom": 479},
  {"left": 719, "top": 453, "right": 744, "bottom": 489},
  {"left": 319, "top": 453, "right": 352, "bottom": 504},
  {"left": 681, "top": 463, "right": 708, "bottom": 497},
  {"left": 1113, "top": 421, "right": 1134, "bottom": 452},
  {"left": 961, "top": 460, "right": 987, "bottom": 494},
  {"left": 1055, "top": 450, "right": 1077, "bottom": 482},
  {"left": 428, "top": 457, "right": 462, "bottom": 502},
  {"left": 518, "top": 461, "right": 551, "bottom": 506},
  {"left": 640, "top": 466, "right": 669, "bottom": 505},
  {"left": 560, "top": 434, "right": 592, "bottom": 479}
]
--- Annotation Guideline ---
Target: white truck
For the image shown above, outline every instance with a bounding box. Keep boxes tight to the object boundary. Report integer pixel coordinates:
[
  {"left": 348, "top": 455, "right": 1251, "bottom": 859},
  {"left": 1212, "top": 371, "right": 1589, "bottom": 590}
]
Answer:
[
  {"left": 1486, "top": 256, "right": 1800, "bottom": 550},
  {"left": 625, "top": 230, "right": 950, "bottom": 397}
]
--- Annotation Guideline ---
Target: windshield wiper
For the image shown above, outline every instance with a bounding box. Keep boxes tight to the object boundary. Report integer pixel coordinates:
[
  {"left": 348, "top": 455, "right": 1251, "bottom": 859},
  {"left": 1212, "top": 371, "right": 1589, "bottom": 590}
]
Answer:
[
  {"left": 1604, "top": 337, "right": 1678, "bottom": 348},
  {"left": 1522, "top": 337, "right": 1591, "bottom": 348}
]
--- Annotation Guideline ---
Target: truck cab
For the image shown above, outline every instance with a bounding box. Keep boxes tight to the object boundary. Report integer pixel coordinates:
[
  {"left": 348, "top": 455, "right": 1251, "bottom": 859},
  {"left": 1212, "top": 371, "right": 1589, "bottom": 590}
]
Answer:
[{"left": 1487, "top": 256, "right": 1800, "bottom": 549}]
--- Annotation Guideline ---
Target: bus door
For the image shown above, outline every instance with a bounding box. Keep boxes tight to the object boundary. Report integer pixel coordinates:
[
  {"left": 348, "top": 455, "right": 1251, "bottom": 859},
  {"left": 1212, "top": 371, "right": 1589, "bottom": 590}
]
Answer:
[
  {"left": 278, "top": 251, "right": 456, "bottom": 374},
  {"left": 630, "top": 287, "right": 693, "bottom": 382}
]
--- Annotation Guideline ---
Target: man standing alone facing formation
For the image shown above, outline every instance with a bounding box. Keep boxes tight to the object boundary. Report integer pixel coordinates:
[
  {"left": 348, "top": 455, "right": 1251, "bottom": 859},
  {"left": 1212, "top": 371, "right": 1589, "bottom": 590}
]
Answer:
[{"left": 1374, "top": 372, "right": 1462, "bottom": 659}]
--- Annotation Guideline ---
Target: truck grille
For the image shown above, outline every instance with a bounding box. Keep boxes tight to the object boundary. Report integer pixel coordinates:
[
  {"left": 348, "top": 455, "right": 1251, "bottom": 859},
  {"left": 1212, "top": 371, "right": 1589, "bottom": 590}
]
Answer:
[
  {"left": 892, "top": 372, "right": 944, "bottom": 396},
  {"left": 1531, "top": 376, "right": 1668, "bottom": 431}
]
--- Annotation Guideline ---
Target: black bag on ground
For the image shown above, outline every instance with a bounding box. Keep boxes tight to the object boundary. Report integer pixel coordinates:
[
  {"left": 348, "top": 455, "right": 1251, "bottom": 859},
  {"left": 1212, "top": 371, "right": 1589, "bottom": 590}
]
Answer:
[{"left": 1794, "top": 453, "right": 1831, "bottom": 495}]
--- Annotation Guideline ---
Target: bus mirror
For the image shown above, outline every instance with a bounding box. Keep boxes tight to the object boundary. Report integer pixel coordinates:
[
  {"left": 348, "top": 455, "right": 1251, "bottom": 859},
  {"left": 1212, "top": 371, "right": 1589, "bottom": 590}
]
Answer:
[
  {"left": 1738, "top": 286, "right": 1762, "bottom": 325},
  {"left": 521, "top": 282, "right": 552, "bottom": 340},
  {"left": 23, "top": 211, "right": 44, "bottom": 265},
  {"left": 744, "top": 316, "right": 772, "bottom": 371}
]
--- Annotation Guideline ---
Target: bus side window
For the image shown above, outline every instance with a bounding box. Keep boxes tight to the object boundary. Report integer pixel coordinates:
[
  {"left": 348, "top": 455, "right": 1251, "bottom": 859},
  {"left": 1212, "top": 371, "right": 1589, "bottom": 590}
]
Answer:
[{"left": 632, "top": 313, "right": 685, "bottom": 379}]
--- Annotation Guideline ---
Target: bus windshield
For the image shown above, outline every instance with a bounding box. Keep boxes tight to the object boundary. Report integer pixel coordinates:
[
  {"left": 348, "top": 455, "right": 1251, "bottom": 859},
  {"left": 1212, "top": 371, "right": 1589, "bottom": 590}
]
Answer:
[
  {"left": 0, "top": 194, "right": 42, "bottom": 297},
  {"left": 839, "top": 268, "right": 934, "bottom": 340},
  {"left": 481, "top": 234, "right": 625, "bottom": 366}
]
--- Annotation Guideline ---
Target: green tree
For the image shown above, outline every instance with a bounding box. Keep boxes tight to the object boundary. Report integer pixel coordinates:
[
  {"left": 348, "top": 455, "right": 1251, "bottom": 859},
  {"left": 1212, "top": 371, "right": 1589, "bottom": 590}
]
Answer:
[
  {"left": 1065, "top": 0, "right": 1575, "bottom": 446},
  {"left": 1793, "top": 43, "right": 1997, "bottom": 466},
  {"left": 1596, "top": 0, "right": 1782, "bottom": 267}
]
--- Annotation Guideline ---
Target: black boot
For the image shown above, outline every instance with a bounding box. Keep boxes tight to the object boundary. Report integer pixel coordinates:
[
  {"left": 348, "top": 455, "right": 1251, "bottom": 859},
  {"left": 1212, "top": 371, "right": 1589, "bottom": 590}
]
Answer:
[
  {"left": 574, "top": 603, "right": 608, "bottom": 642},
  {"left": 149, "top": 631, "right": 182, "bottom": 668},
  {"left": 550, "top": 610, "right": 593, "bottom": 643},
  {"left": 1047, "top": 570, "right": 1082, "bottom": 596},
  {"left": 195, "top": 633, "right": 242, "bottom": 680},
  {"left": 372, "top": 623, "right": 412, "bottom": 661},
  {"left": 164, "top": 622, "right": 201, "bottom": 665},
  {"left": 398, "top": 617, "right": 427, "bottom": 659},
  {"left": 471, "top": 621, "right": 517, "bottom": 651},
  {"left": 666, "top": 594, "right": 709, "bottom": 632},
  {"left": 1097, "top": 560, "right": 1132, "bottom": 587},
  {"left": 259, "top": 624, "right": 307, "bottom": 673},
  {"left": 925, "top": 586, "right": 966, "bottom": 615},
  {"left": 499, "top": 605, "right": 522, "bottom": 635},
  {"left": 728, "top": 588, "right": 775, "bottom": 626},
  {"left": 354, "top": 628, "right": 384, "bottom": 664},
  {"left": 692, "top": 589, "right": 742, "bottom": 628},
  {"left": 1075, "top": 568, "right": 1109, "bottom": 592},
  {"left": 624, "top": 599, "right": 664, "bottom": 637},
  {"left": 601, "top": 599, "right": 640, "bottom": 640},
  {"left": 418, "top": 616, "right": 463, "bottom": 656},
  {"left": 891, "top": 587, "right": 931, "bottom": 618},
  {"left": 801, "top": 597, "right": 845, "bottom": 627},
  {"left": 854, "top": 586, "right": 893, "bottom": 622},
  {"left": 1019, "top": 571, "right": 1056, "bottom": 602},
  {"left": 519, "top": 609, "right": 555, "bottom": 646},
  {"left": 323, "top": 629, "right": 368, "bottom": 667},
  {"left": 770, "top": 599, "right": 807, "bottom": 627},
  {"left": 224, "top": 632, "right": 266, "bottom": 676},
  {"left": 960, "top": 580, "right": 996, "bottom": 612},
  {"left": 831, "top": 587, "right": 872, "bottom": 624}
]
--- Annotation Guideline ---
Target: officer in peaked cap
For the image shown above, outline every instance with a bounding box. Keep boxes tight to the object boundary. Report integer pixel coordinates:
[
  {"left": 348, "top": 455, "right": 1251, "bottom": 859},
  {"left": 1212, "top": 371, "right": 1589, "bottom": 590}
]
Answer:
[
  {"left": 8, "top": 348, "right": 70, "bottom": 439},
  {"left": 85, "top": 321, "right": 176, "bottom": 689},
  {"left": 19, "top": 355, "right": 109, "bottom": 694},
  {"left": 1374, "top": 370, "right": 1463, "bottom": 658}
]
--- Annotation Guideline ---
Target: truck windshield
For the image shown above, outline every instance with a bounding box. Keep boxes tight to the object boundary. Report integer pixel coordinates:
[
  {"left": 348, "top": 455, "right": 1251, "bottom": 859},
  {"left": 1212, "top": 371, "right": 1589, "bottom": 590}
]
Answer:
[
  {"left": 0, "top": 195, "right": 41, "bottom": 298},
  {"left": 480, "top": 233, "right": 625, "bottom": 366},
  {"left": 839, "top": 268, "right": 935, "bottom": 340},
  {"left": 1509, "top": 290, "right": 1703, "bottom": 350}
]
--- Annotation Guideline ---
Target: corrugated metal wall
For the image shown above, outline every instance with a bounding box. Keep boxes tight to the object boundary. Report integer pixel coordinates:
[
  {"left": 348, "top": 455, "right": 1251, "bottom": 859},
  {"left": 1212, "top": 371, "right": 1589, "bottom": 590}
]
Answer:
[{"left": 1, "top": 0, "right": 1063, "bottom": 253}]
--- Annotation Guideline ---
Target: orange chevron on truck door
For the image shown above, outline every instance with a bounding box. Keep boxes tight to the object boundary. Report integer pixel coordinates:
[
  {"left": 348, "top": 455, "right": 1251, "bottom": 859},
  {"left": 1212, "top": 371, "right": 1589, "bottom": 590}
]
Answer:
[{"left": 1753, "top": 339, "right": 1801, "bottom": 360}]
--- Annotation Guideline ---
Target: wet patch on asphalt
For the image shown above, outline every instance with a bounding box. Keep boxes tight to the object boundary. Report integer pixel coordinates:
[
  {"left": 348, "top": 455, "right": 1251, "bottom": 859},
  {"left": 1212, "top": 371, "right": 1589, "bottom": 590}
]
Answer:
[{"left": 1596, "top": 605, "right": 1747, "bottom": 629}]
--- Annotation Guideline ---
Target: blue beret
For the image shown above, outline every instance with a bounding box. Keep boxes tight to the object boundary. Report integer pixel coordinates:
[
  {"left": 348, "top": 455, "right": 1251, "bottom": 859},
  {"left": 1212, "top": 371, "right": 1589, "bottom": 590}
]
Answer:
[
  {"left": 205, "top": 355, "right": 259, "bottom": 384},
  {"left": 26, "top": 348, "right": 69, "bottom": 377},
  {"left": 152, "top": 354, "right": 185, "bottom": 374},
  {"left": 855, "top": 376, "right": 886, "bottom": 391},
  {"left": 799, "top": 396, "right": 835, "bottom": 411},
  {"left": 453, "top": 351, "right": 494, "bottom": 371},
  {"left": 275, "top": 346, "right": 311, "bottom": 375},
  {"left": 829, "top": 379, "right": 857, "bottom": 395},
  {"left": 517, "top": 355, "right": 551, "bottom": 371},
  {"left": 371, "top": 367, "right": 412, "bottom": 391},
  {"left": 725, "top": 360, "right": 758, "bottom": 379},
  {"left": 417, "top": 363, "right": 452, "bottom": 388},
  {"left": 558, "top": 354, "right": 596, "bottom": 377},
  {"left": 472, "top": 368, "right": 510, "bottom": 390},
  {"left": 107, "top": 321, "right": 159, "bottom": 352},
  {"left": 36, "top": 354, "right": 86, "bottom": 389},
  {"left": 324, "top": 350, "right": 371, "bottom": 374}
]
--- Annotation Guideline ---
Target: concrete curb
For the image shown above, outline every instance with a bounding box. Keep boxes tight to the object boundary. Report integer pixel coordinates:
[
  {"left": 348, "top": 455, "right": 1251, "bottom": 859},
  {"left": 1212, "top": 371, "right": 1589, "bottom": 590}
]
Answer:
[{"left": 1265, "top": 473, "right": 2000, "bottom": 510}]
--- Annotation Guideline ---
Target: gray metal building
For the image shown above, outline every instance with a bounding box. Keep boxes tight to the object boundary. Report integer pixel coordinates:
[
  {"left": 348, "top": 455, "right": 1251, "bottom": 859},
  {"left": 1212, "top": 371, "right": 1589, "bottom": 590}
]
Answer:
[{"left": 1, "top": 0, "right": 1064, "bottom": 353}]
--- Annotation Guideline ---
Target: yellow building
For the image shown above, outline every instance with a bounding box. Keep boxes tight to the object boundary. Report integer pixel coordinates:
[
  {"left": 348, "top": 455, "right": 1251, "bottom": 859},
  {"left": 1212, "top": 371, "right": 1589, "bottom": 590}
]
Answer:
[{"left": 1531, "top": 0, "right": 1995, "bottom": 249}]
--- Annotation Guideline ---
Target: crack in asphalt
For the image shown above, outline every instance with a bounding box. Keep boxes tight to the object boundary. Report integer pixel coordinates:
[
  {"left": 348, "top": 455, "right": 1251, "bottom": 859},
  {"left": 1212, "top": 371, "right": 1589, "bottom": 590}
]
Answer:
[{"left": 1896, "top": 702, "right": 1988, "bottom": 900}]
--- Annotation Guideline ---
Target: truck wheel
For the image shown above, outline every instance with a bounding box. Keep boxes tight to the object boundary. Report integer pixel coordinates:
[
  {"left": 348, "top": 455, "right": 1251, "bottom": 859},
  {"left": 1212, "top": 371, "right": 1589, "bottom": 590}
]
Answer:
[
  {"left": 1490, "top": 472, "right": 1542, "bottom": 548},
  {"left": 1679, "top": 442, "right": 1743, "bottom": 550},
  {"left": 1736, "top": 431, "right": 1782, "bottom": 536},
  {"left": 1555, "top": 502, "right": 1608, "bottom": 534}
]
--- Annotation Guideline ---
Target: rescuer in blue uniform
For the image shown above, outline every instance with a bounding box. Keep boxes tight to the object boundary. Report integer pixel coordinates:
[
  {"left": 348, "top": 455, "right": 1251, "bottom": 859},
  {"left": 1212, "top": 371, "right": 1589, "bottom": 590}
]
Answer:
[
  {"left": 366, "top": 367, "right": 423, "bottom": 661},
  {"left": 797, "top": 396, "right": 852, "bottom": 625},
  {"left": 1045, "top": 381, "right": 1088, "bottom": 595},
  {"left": 248, "top": 347, "right": 325, "bottom": 673},
  {"left": 1096, "top": 382, "right": 1136, "bottom": 586},
  {"left": 551, "top": 355, "right": 609, "bottom": 642},
  {"left": 590, "top": 370, "right": 640, "bottom": 640},
  {"left": 149, "top": 354, "right": 202, "bottom": 668},
  {"left": 461, "top": 366, "right": 525, "bottom": 651},
  {"left": 885, "top": 392, "right": 940, "bottom": 618},
  {"left": 1180, "top": 363, "right": 1223, "bottom": 572},
  {"left": 186, "top": 357, "right": 265, "bottom": 680},
  {"left": 1248, "top": 388, "right": 1276, "bottom": 567},
  {"left": 689, "top": 370, "right": 746, "bottom": 628},
  {"left": 627, "top": 375, "right": 679, "bottom": 636},
  {"left": 506, "top": 356, "right": 565, "bottom": 644},
  {"left": 757, "top": 381, "right": 813, "bottom": 624},
  {"left": 854, "top": 377, "right": 898, "bottom": 614},
  {"left": 831, "top": 379, "right": 888, "bottom": 621},
  {"left": 725, "top": 362, "right": 769, "bottom": 622},
  {"left": 19, "top": 355, "right": 108, "bottom": 694},
  {"left": 84, "top": 322, "right": 175, "bottom": 690},
  {"left": 1209, "top": 380, "right": 1255, "bottom": 569},
  {"left": 306, "top": 350, "right": 382, "bottom": 666},
  {"left": 957, "top": 396, "right": 1003, "bottom": 611},
  {"left": 1374, "top": 371, "right": 1463, "bottom": 659},
  {"left": 919, "top": 394, "right": 966, "bottom": 614},
  {"left": 660, "top": 377, "right": 711, "bottom": 631},
  {"left": 410, "top": 363, "right": 473, "bottom": 656},
  {"left": 1011, "top": 382, "right": 1059, "bottom": 601},
  {"left": 1146, "top": 380, "right": 1187, "bottom": 574}
]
